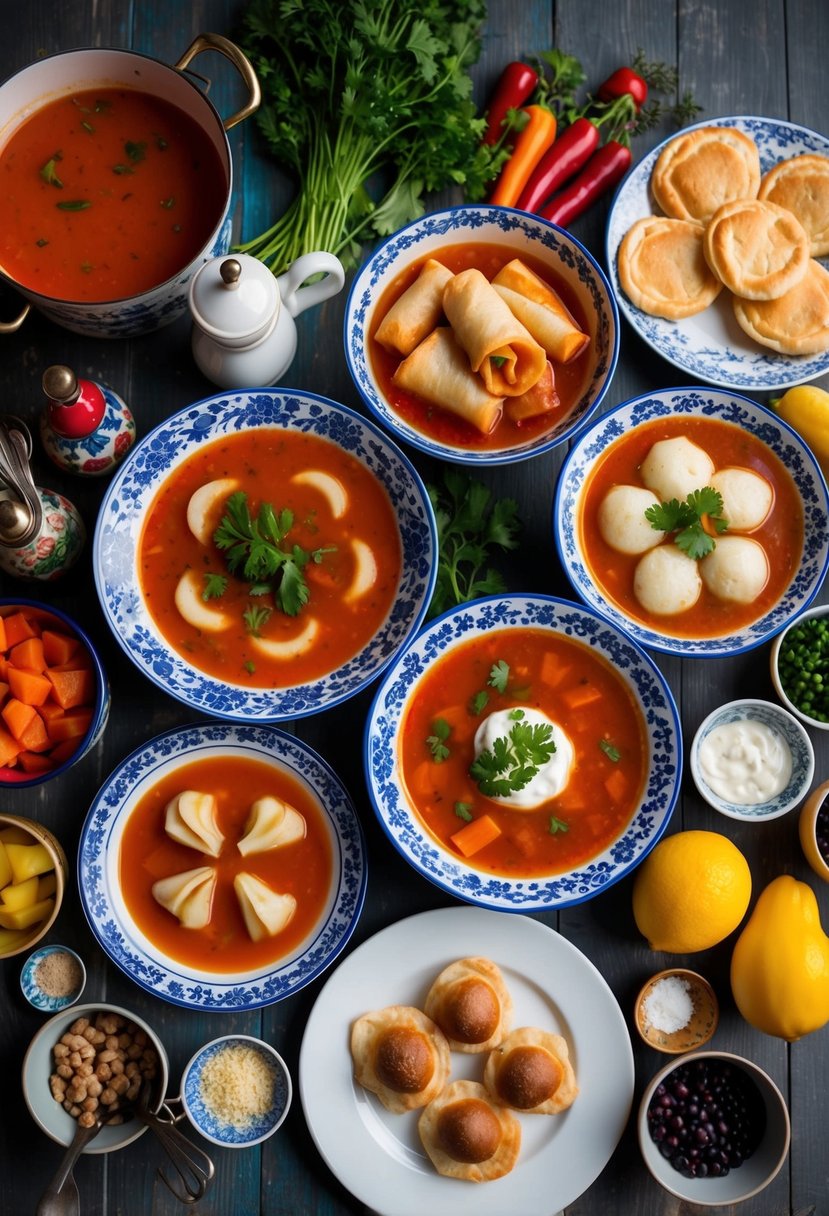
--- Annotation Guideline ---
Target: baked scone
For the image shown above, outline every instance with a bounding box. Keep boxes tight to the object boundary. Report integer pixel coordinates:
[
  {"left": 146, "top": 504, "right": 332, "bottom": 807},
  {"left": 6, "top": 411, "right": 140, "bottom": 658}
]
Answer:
[
  {"left": 350, "top": 1005, "right": 451, "bottom": 1113},
  {"left": 652, "top": 126, "right": 761, "bottom": 224},
  {"left": 732, "top": 258, "right": 829, "bottom": 354},
  {"left": 418, "top": 1080, "right": 521, "bottom": 1182},
  {"left": 703, "top": 199, "right": 810, "bottom": 299},
  {"left": 758, "top": 154, "right": 829, "bottom": 256},
  {"left": 483, "top": 1026, "right": 579, "bottom": 1115},
  {"left": 423, "top": 956, "right": 513, "bottom": 1053},
  {"left": 618, "top": 216, "right": 722, "bottom": 318}
]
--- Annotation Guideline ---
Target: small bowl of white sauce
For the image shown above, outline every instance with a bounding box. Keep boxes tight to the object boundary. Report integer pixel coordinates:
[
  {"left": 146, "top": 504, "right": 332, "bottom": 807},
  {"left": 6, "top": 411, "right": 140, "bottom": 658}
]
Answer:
[{"left": 690, "top": 698, "right": 814, "bottom": 822}]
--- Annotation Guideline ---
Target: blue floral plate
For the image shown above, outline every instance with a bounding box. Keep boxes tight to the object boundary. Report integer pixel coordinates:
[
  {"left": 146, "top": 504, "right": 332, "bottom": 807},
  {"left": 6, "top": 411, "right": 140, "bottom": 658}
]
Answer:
[
  {"left": 181, "top": 1035, "right": 292, "bottom": 1147},
  {"left": 364, "top": 594, "right": 681, "bottom": 911},
  {"left": 92, "top": 389, "right": 436, "bottom": 722},
  {"left": 555, "top": 388, "right": 829, "bottom": 659},
  {"left": 78, "top": 723, "right": 367, "bottom": 1010},
  {"left": 606, "top": 116, "right": 829, "bottom": 391}
]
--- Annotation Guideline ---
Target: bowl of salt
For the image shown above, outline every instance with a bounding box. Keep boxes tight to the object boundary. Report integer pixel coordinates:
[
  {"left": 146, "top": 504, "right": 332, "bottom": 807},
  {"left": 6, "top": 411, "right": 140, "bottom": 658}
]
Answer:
[{"left": 635, "top": 968, "right": 719, "bottom": 1054}]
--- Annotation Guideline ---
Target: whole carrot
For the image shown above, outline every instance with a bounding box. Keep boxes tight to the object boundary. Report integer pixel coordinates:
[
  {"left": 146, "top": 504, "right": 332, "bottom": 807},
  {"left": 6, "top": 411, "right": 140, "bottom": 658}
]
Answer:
[{"left": 488, "top": 105, "right": 557, "bottom": 208}]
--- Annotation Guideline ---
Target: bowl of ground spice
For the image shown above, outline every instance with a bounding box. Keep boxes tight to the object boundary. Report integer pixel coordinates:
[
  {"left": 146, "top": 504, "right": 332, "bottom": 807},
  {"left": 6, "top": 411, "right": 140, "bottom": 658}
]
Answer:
[
  {"left": 21, "top": 944, "right": 86, "bottom": 1011},
  {"left": 635, "top": 969, "right": 719, "bottom": 1054},
  {"left": 180, "top": 1034, "right": 292, "bottom": 1148}
]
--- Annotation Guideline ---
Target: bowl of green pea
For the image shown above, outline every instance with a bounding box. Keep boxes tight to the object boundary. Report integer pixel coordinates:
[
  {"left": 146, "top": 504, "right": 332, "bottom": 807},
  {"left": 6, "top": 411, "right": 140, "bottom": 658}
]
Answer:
[{"left": 770, "top": 605, "right": 829, "bottom": 730}]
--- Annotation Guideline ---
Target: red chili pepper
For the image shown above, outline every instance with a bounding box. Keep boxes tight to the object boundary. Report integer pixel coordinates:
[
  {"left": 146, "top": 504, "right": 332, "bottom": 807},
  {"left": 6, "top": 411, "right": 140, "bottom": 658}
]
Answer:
[
  {"left": 515, "top": 117, "right": 600, "bottom": 212},
  {"left": 482, "top": 61, "right": 539, "bottom": 145},
  {"left": 539, "top": 141, "right": 632, "bottom": 227},
  {"left": 598, "top": 67, "right": 648, "bottom": 111}
]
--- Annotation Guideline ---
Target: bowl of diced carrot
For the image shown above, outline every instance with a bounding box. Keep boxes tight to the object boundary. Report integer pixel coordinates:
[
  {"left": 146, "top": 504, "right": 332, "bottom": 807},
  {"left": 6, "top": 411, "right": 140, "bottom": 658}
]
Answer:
[
  {"left": 0, "top": 812, "right": 67, "bottom": 959},
  {"left": 0, "top": 600, "right": 109, "bottom": 788}
]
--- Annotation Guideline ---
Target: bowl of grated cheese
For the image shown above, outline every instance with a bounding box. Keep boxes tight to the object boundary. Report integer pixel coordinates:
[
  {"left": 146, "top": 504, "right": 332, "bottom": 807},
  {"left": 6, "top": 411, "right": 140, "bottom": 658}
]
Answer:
[{"left": 180, "top": 1034, "right": 292, "bottom": 1148}]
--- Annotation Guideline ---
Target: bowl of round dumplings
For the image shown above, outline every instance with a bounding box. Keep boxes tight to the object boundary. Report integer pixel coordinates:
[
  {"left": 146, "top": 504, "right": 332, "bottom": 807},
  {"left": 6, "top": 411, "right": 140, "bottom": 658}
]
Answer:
[{"left": 554, "top": 387, "right": 829, "bottom": 658}]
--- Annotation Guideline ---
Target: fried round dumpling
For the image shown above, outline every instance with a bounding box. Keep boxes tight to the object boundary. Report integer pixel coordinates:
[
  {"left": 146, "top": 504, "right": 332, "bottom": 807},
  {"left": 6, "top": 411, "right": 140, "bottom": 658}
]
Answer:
[
  {"left": 651, "top": 126, "right": 761, "bottom": 224},
  {"left": 758, "top": 153, "right": 829, "bottom": 256},
  {"left": 640, "top": 436, "right": 715, "bottom": 504},
  {"left": 597, "top": 485, "right": 663, "bottom": 555},
  {"left": 418, "top": 1079, "right": 521, "bottom": 1182},
  {"left": 423, "top": 957, "right": 512, "bottom": 1053},
  {"left": 351, "top": 1006, "right": 450, "bottom": 1113},
  {"left": 703, "top": 199, "right": 809, "bottom": 300},
  {"left": 618, "top": 216, "right": 722, "bottom": 319},
  {"left": 732, "top": 258, "right": 829, "bottom": 355},
  {"left": 484, "top": 1026, "right": 578, "bottom": 1115}
]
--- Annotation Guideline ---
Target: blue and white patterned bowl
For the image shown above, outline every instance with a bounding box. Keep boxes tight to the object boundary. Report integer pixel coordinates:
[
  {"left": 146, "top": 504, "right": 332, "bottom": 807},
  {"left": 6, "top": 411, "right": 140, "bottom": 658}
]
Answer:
[
  {"left": 181, "top": 1035, "right": 291, "bottom": 1147},
  {"left": 690, "top": 699, "right": 815, "bottom": 822},
  {"left": 606, "top": 115, "right": 829, "bottom": 391},
  {"left": 345, "top": 205, "right": 619, "bottom": 466},
  {"left": 93, "top": 389, "right": 436, "bottom": 722},
  {"left": 364, "top": 594, "right": 681, "bottom": 911},
  {"left": 78, "top": 723, "right": 367, "bottom": 1010},
  {"left": 20, "top": 945, "right": 86, "bottom": 1012},
  {"left": 555, "top": 388, "right": 829, "bottom": 659}
]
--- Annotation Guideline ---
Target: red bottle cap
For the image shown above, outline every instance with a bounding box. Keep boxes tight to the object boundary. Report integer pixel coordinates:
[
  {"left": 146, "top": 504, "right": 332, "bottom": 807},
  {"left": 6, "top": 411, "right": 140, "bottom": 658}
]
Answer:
[{"left": 42, "top": 365, "right": 106, "bottom": 439}]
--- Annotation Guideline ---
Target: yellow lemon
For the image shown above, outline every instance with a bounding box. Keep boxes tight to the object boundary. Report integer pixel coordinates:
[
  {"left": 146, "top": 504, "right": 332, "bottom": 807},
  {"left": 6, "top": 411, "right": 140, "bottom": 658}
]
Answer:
[{"left": 633, "top": 830, "right": 752, "bottom": 953}]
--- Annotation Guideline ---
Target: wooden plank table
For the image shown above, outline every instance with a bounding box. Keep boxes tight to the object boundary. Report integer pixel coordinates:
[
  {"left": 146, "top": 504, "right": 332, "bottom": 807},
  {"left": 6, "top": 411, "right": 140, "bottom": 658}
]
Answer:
[{"left": 1, "top": 1, "right": 827, "bottom": 1212}]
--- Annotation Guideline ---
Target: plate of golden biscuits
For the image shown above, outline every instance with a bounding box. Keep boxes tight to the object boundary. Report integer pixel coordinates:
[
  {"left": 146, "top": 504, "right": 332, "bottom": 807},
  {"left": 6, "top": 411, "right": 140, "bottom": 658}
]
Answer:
[
  {"left": 606, "top": 116, "right": 829, "bottom": 390},
  {"left": 299, "top": 906, "right": 633, "bottom": 1216}
]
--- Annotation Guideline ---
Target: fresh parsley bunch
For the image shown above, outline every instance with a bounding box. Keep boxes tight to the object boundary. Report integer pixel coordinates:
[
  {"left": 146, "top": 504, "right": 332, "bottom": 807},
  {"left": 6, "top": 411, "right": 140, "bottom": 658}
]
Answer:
[
  {"left": 645, "top": 487, "right": 728, "bottom": 559},
  {"left": 470, "top": 710, "right": 556, "bottom": 797}
]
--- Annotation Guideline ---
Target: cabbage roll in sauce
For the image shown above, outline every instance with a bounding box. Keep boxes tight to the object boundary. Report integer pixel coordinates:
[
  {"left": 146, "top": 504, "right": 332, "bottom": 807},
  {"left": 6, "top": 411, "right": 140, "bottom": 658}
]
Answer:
[
  {"left": 393, "top": 327, "right": 504, "bottom": 434},
  {"left": 442, "top": 268, "right": 547, "bottom": 396},
  {"left": 374, "top": 258, "right": 454, "bottom": 356},
  {"left": 492, "top": 259, "right": 589, "bottom": 364}
]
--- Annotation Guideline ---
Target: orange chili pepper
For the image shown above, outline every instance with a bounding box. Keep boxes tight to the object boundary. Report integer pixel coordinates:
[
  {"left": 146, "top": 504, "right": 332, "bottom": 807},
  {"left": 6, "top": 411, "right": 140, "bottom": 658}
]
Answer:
[{"left": 488, "top": 104, "right": 558, "bottom": 208}]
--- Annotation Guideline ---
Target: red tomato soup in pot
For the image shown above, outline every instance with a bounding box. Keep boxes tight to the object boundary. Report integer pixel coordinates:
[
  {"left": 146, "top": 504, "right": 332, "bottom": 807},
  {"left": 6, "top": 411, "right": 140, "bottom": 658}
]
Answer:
[
  {"left": 139, "top": 429, "right": 401, "bottom": 688},
  {"left": 400, "top": 628, "right": 648, "bottom": 877},
  {"left": 0, "top": 88, "right": 227, "bottom": 302},
  {"left": 119, "top": 755, "right": 332, "bottom": 973}
]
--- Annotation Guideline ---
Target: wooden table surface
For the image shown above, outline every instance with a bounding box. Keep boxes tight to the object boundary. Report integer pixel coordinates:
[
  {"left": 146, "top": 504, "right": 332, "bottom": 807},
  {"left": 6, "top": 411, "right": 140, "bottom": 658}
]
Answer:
[{"left": 1, "top": 1, "right": 828, "bottom": 1213}]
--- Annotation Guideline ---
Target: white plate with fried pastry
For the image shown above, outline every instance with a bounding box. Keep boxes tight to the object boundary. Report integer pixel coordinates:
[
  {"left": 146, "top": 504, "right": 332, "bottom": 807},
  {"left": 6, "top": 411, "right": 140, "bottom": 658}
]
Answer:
[
  {"left": 606, "top": 115, "right": 829, "bottom": 391},
  {"left": 299, "top": 906, "right": 634, "bottom": 1216}
]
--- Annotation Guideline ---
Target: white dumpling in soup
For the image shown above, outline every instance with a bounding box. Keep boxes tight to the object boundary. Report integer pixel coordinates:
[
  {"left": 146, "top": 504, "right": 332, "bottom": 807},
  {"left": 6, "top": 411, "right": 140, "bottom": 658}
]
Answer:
[
  {"left": 633, "top": 546, "right": 702, "bottom": 615},
  {"left": 237, "top": 796, "right": 306, "bottom": 856},
  {"left": 234, "top": 872, "right": 297, "bottom": 941},
  {"left": 152, "top": 866, "right": 217, "bottom": 929},
  {"left": 597, "top": 485, "right": 663, "bottom": 555},
  {"left": 710, "top": 467, "right": 773, "bottom": 531},
  {"left": 700, "top": 536, "right": 769, "bottom": 603},
  {"left": 640, "top": 437, "right": 715, "bottom": 504},
  {"left": 165, "top": 790, "right": 225, "bottom": 858}
]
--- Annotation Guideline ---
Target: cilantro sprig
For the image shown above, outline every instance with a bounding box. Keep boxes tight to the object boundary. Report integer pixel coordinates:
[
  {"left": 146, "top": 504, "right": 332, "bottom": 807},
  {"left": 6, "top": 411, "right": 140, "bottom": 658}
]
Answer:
[
  {"left": 644, "top": 487, "right": 728, "bottom": 560},
  {"left": 470, "top": 720, "right": 556, "bottom": 798},
  {"left": 426, "top": 718, "right": 452, "bottom": 763}
]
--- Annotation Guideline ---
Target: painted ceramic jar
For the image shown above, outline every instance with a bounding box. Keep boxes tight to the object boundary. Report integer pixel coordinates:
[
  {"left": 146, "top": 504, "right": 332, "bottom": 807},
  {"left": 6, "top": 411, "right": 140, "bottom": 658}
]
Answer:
[
  {"left": 40, "top": 365, "right": 136, "bottom": 476},
  {"left": 0, "top": 488, "right": 85, "bottom": 581}
]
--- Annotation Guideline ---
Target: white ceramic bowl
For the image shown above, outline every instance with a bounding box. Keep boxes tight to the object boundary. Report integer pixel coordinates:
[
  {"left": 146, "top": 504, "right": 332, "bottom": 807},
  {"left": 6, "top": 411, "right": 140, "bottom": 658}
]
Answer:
[
  {"left": 555, "top": 388, "right": 829, "bottom": 659},
  {"left": 78, "top": 722, "right": 366, "bottom": 1010},
  {"left": 20, "top": 945, "right": 86, "bottom": 1012},
  {"left": 770, "top": 603, "right": 829, "bottom": 730},
  {"left": 345, "top": 204, "right": 619, "bottom": 466},
  {"left": 93, "top": 388, "right": 436, "bottom": 722},
  {"left": 638, "top": 1051, "right": 791, "bottom": 1205},
  {"left": 690, "top": 699, "right": 814, "bottom": 821},
  {"left": 180, "top": 1034, "right": 291, "bottom": 1147},
  {"left": 364, "top": 594, "right": 681, "bottom": 911},
  {"left": 22, "top": 1002, "right": 169, "bottom": 1154}
]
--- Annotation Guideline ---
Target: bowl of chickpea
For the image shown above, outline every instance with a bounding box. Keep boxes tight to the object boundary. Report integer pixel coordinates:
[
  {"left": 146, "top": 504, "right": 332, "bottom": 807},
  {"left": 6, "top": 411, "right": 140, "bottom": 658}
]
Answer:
[{"left": 22, "top": 1003, "right": 168, "bottom": 1153}]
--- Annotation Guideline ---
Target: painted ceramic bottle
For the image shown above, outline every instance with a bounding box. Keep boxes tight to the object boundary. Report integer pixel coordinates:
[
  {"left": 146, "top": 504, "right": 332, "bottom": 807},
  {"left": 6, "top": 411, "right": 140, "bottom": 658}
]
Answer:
[{"left": 40, "top": 365, "right": 136, "bottom": 476}]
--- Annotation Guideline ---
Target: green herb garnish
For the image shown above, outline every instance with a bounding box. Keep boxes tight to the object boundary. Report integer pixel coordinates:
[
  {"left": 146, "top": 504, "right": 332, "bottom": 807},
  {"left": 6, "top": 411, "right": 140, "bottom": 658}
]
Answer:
[
  {"left": 454, "top": 802, "right": 473, "bottom": 822},
  {"left": 161, "top": 196, "right": 176, "bottom": 209},
  {"left": 426, "top": 718, "right": 452, "bottom": 763},
  {"left": 39, "top": 155, "right": 63, "bottom": 188},
  {"left": 56, "top": 199, "right": 91, "bottom": 211},
  {"left": 36, "top": 238, "right": 49, "bottom": 248},
  {"left": 243, "top": 660, "right": 256, "bottom": 675},
  {"left": 155, "top": 134, "right": 169, "bottom": 150},
  {"left": 242, "top": 604, "right": 272, "bottom": 636},
  {"left": 469, "top": 690, "right": 489, "bottom": 716},
  {"left": 81, "top": 120, "right": 95, "bottom": 134},
  {"left": 202, "top": 572, "right": 228, "bottom": 601},
  {"left": 644, "top": 487, "right": 728, "bottom": 559},
  {"left": 599, "top": 738, "right": 621, "bottom": 762},
  {"left": 94, "top": 99, "right": 111, "bottom": 114},
  {"left": 489, "top": 660, "right": 510, "bottom": 694},
  {"left": 490, "top": 354, "right": 508, "bottom": 368},
  {"left": 470, "top": 720, "right": 555, "bottom": 797},
  {"left": 125, "top": 140, "right": 146, "bottom": 164},
  {"left": 113, "top": 164, "right": 134, "bottom": 175},
  {"left": 548, "top": 816, "right": 569, "bottom": 835}
]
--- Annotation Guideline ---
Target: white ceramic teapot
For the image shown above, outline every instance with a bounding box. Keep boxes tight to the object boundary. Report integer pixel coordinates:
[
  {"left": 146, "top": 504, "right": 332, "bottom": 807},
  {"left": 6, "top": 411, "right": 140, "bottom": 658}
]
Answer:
[{"left": 189, "top": 250, "right": 345, "bottom": 388}]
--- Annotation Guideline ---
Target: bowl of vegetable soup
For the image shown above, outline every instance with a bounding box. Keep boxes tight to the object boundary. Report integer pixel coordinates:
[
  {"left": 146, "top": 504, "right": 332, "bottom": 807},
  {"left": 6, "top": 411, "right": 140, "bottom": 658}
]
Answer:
[
  {"left": 345, "top": 205, "right": 619, "bottom": 466},
  {"left": 364, "top": 594, "right": 681, "bottom": 911},
  {"left": 93, "top": 388, "right": 436, "bottom": 722},
  {"left": 555, "top": 388, "right": 829, "bottom": 659}
]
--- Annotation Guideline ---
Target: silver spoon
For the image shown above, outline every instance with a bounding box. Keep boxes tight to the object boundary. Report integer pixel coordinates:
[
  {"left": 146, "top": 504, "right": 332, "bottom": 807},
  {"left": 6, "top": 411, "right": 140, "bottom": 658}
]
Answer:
[{"left": 35, "top": 1110, "right": 113, "bottom": 1216}]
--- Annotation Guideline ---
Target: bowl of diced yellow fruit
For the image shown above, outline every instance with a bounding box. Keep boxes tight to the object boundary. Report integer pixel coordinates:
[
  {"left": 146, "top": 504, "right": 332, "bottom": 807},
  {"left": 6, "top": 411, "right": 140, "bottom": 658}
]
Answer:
[{"left": 0, "top": 813, "right": 67, "bottom": 960}]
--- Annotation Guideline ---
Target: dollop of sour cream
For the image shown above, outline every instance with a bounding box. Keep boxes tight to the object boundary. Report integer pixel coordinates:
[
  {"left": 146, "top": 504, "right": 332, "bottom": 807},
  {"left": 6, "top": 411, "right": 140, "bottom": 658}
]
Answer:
[
  {"left": 698, "top": 719, "right": 792, "bottom": 805},
  {"left": 473, "top": 707, "right": 574, "bottom": 810}
]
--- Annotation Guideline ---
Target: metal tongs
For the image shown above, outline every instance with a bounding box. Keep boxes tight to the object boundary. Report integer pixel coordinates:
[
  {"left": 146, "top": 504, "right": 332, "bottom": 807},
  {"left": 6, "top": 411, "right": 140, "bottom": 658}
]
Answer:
[
  {"left": 136, "top": 1080, "right": 215, "bottom": 1204},
  {"left": 0, "top": 415, "right": 42, "bottom": 547}
]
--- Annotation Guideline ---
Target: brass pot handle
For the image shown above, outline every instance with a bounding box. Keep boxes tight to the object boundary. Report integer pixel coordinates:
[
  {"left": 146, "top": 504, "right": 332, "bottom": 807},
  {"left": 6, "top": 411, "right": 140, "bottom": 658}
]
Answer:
[
  {"left": 0, "top": 303, "right": 30, "bottom": 334},
  {"left": 175, "top": 33, "right": 261, "bottom": 131}
]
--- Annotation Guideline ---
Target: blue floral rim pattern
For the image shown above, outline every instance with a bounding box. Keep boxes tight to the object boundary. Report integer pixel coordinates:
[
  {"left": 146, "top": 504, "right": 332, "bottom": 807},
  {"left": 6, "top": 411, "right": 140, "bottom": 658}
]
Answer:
[
  {"left": 20, "top": 946, "right": 86, "bottom": 1012},
  {"left": 182, "top": 1037, "right": 291, "bottom": 1146},
  {"left": 555, "top": 388, "right": 829, "bottom": 658},
  {"left": 364, "top": 594, "right": 681, "bottom": 911}
]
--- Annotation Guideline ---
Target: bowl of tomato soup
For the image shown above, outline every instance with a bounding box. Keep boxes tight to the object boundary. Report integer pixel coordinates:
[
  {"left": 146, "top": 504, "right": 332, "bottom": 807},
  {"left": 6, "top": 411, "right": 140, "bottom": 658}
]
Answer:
[
  {"left": 78, "top": 722, "right": 367, "bottom": 1010},
  {"left": 345, "top": 205, "right": 619, "bottom": 466},
  {"left": 364, "top": 594, "right": 681, "bottom": 911},
  {"left": 0, "top": 35, "right": 259, "bottom": 337},
  {"left": 555, "top": 388, "right": 829, "bottom": 659},
  {"left": 93, "top": 387, "right": 436, "bottom": 721}
]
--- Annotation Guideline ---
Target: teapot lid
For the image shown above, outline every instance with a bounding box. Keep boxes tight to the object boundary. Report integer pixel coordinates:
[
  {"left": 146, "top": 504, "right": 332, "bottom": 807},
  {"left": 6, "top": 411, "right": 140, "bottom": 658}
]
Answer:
[{"left": 189, "top": 253, "right": 280, "bottom": 343}]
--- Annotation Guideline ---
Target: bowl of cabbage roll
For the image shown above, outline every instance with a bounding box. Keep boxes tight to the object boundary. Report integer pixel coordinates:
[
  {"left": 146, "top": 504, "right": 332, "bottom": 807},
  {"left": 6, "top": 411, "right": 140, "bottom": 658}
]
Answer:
[
  {"left": 555, "top": 388, "right": 829, "bottom": 658},
  {"left": 345, "top": 205, "right": 619, "bottom": 466}
]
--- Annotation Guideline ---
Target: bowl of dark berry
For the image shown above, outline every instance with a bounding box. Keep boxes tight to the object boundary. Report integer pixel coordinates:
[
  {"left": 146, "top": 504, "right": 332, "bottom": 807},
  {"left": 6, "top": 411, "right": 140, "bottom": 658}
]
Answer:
[
  {"left": 799, "top": 777, "right": 829, "bottom": 883},
  {"left": 638, "top": 1051, "right": 790, "bottom": 1205},
  {"left": 770, "top": 604, "right": 829, "bottom": 730}
]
